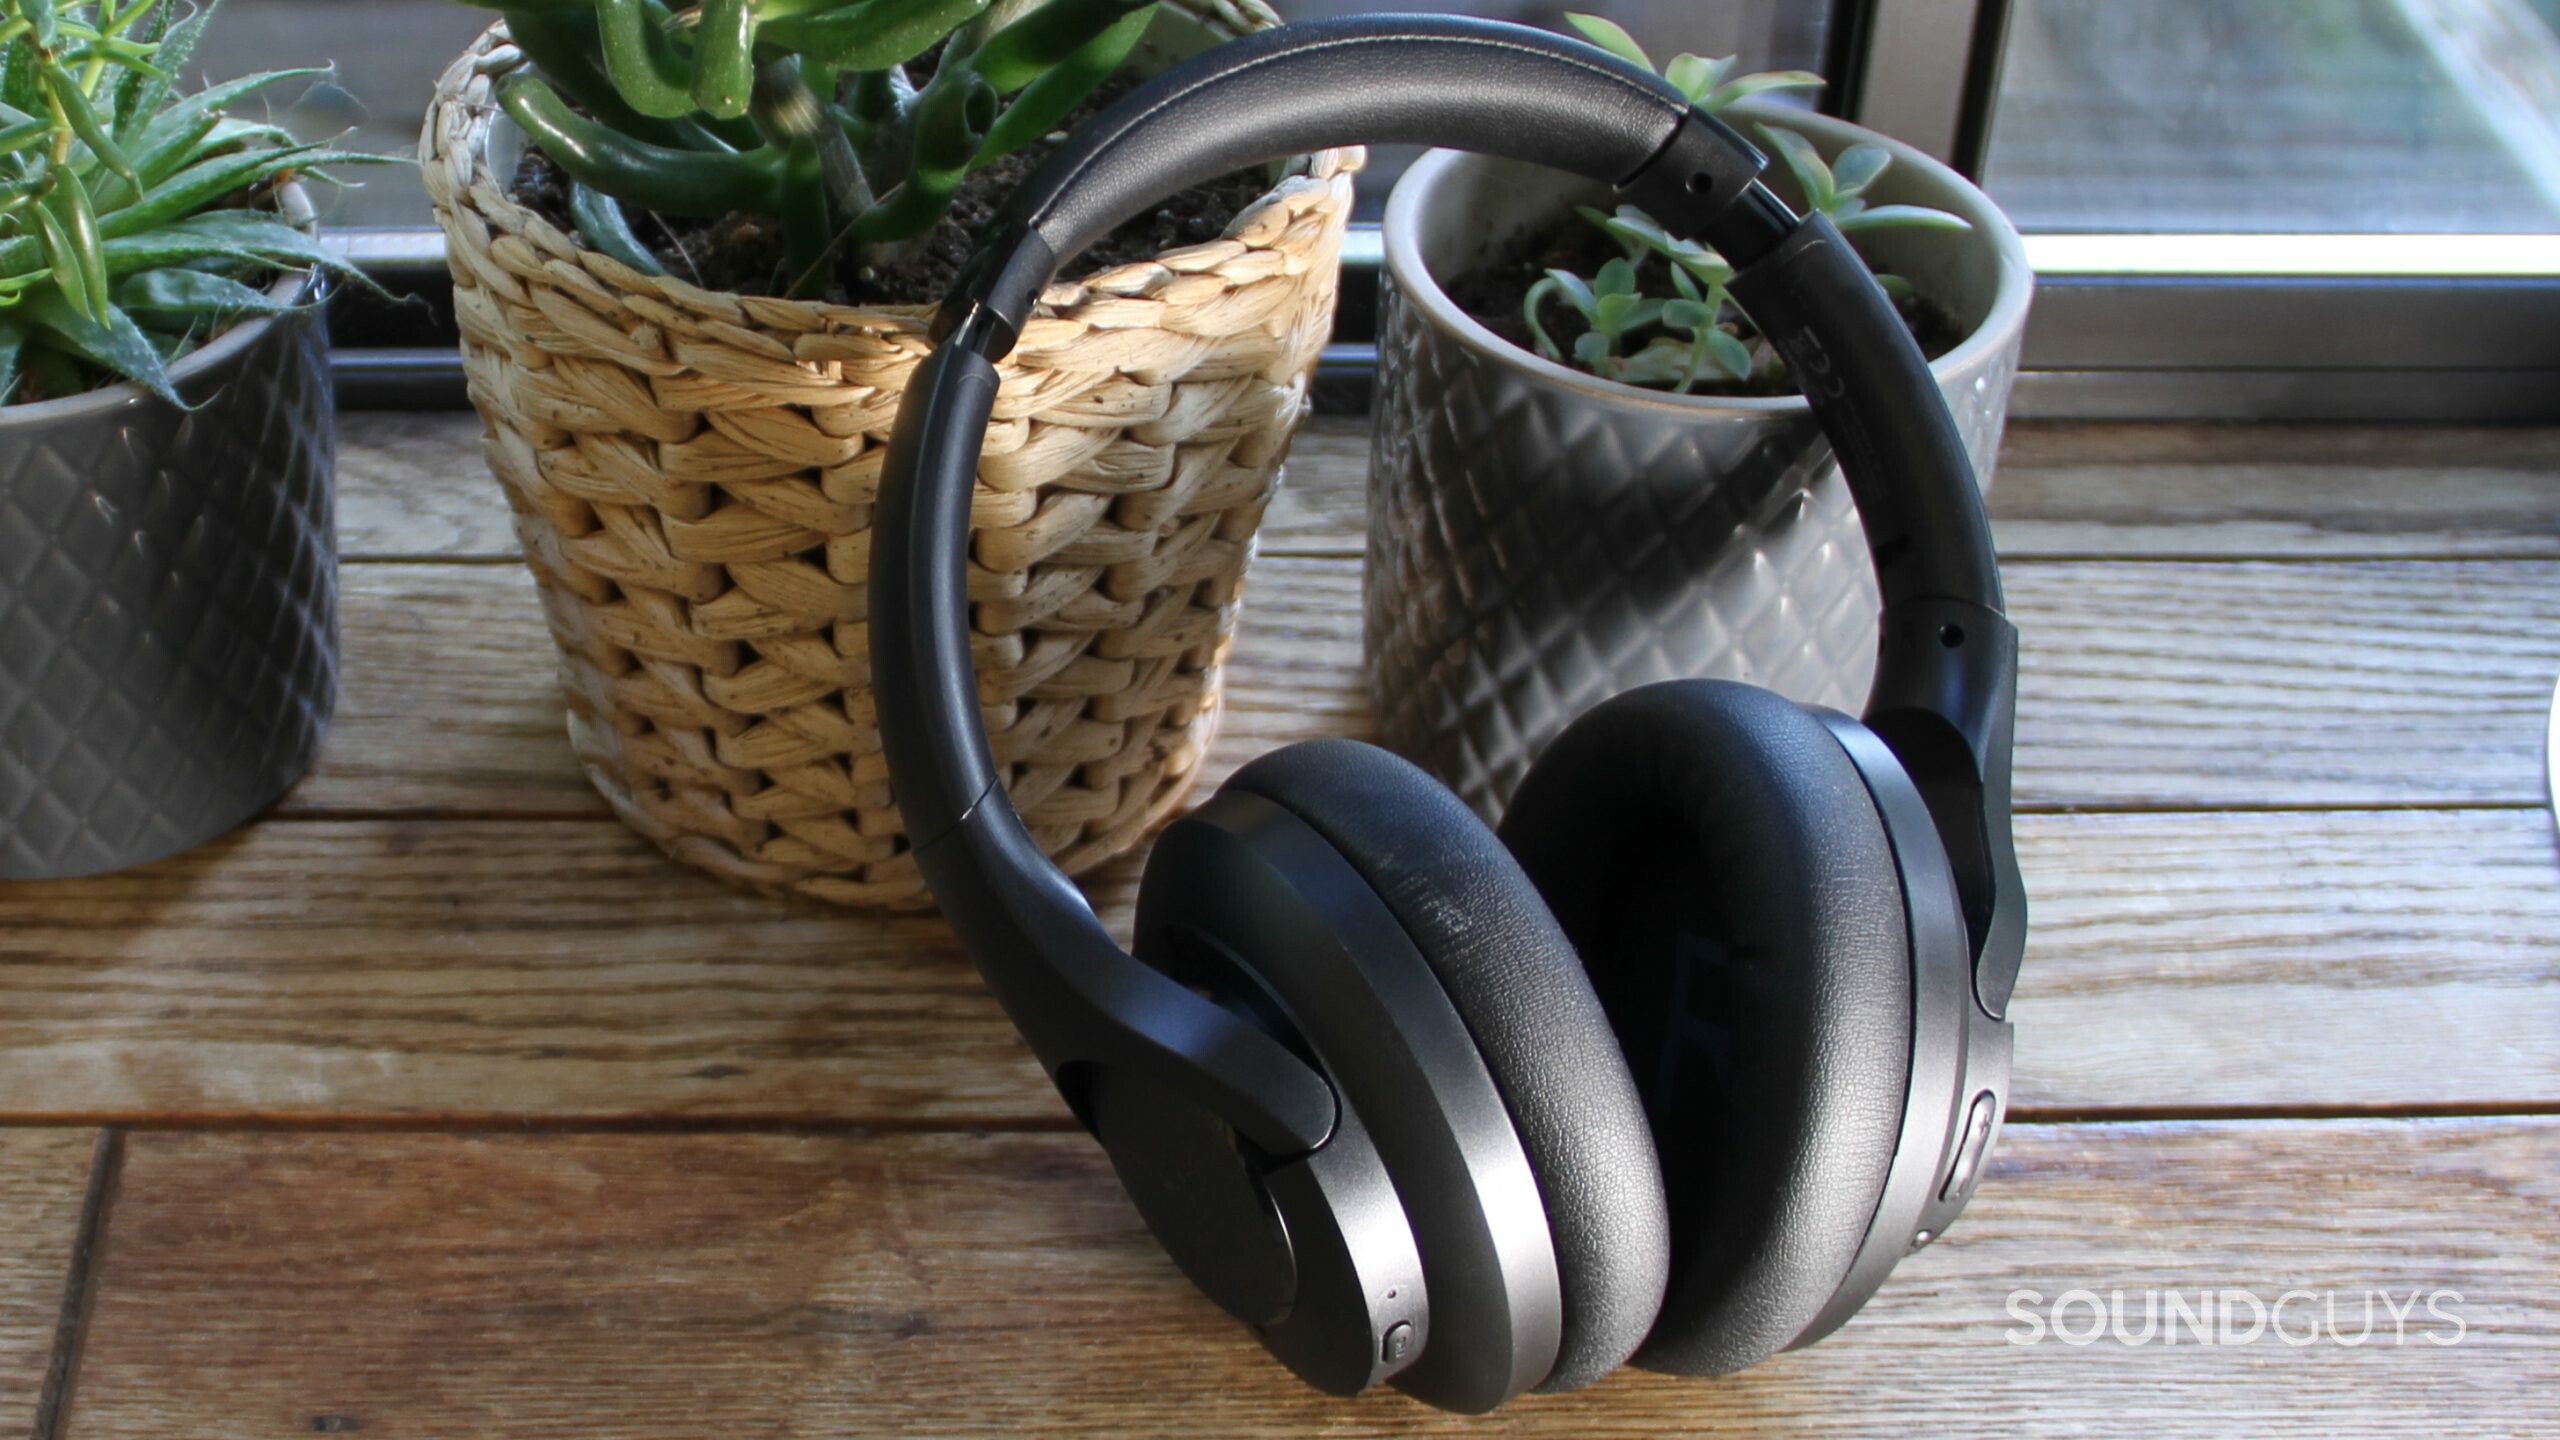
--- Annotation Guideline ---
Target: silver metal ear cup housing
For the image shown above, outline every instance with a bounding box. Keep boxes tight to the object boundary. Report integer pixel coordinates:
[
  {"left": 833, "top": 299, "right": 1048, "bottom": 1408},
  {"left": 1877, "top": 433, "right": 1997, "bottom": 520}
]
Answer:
[
  {"left": 1136, "top": 789, "right": 1566, "bottom": 1414},
  {"left": 1796, "top": 713, "right": 2014, "bottom": 1345},
  {"left": 1084, "top": 1063, "right": 1426, "bottom": 1396}
]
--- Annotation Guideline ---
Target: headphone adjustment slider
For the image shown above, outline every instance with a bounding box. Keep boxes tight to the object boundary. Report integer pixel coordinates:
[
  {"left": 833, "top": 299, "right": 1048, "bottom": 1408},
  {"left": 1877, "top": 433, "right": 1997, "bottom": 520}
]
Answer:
[
  {"left": 930, "top": 222, "right": 1060, "bottom": 357},
  {"left": 1613, "top": 106, "right": 1792, "bottom": 267}
]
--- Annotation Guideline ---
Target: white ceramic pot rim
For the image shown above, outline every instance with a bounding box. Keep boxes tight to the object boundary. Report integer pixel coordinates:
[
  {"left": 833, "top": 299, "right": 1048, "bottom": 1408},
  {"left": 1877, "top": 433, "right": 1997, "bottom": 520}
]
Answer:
[
  {"left": 0, "top": 182, "right": 319, "bottom": 431},
  {"left": 1381, "top": 107, "right": 2034, "bottom": 418}
]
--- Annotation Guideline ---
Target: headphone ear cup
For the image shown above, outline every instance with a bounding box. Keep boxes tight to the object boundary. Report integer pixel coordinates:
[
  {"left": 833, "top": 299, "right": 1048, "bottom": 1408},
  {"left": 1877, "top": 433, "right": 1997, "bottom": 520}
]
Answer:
[
  {"left": 1498, "top": 681, "right": 1915, "bottom": 1376},
  {"left": 1218, "top": 739, "right": 1672, "bottom": 1392}
]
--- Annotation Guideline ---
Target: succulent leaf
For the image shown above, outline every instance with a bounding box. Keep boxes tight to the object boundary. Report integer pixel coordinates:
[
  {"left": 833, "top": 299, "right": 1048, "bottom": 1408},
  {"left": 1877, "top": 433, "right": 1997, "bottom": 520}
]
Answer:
[
  {"left": 1661, "top": 297, "right": 1713, "bottom": 333},
  {"left": 1758, "top": 125, "right": 1835, "bottom": 210},
  {"left": 1704, "top": 327, "right": 1754, "bottom": 381},
  {"left": 1543, "top": 267, "right": 1597, "bottom": 318},
  {"left": 568, "top": 178, "right": 669, "bottom": 275},
  {"left": 971, "top": 2, "right": 1149, "bottom": 169},
  {"left": 1829, "top": 143, "right": 1891, "bottom": 199},
  {"left": 1662, "top": 53, "right": 1723, "bottom": 102},
  {"left": 689, "top": 0, "right": 755, "bottom": 119},
  {"left": 1563, "top": 13, "right": 1650, "bottom": 71},
  {"left": 965, "top": 0, "right": 1154, "bottom": 96},
  {"left": 499, "top": 72, "right": 780, "bottom": 215},
  {"left": 1540, "top": 39, "right": 1949, "bottom": 396},
  {"left": 21, "top": 285, "right": 177, "bottom": 403},
  {"left": 595, "top": 0, "right": 694, "bottom": 119},
  {"left": 761, "top": 0, "right": 995, "bottom": 72},
  {"left": 1834, "top": 203, "right": 1971, "bottom": 233},
  {"left": 1700, "top": 69, "right": 1824, "bottom": 111},
  {"left": 112, "top": 264, "right": 300, "bottom": 327}
]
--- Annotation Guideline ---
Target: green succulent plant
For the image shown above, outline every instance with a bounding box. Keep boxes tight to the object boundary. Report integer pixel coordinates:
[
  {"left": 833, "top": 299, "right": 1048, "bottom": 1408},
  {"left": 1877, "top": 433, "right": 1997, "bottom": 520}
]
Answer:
[
  {"left": 467, "top": 0, "right": 1165, "bottom": 297},
  {"left": 1523, "top": 16, "right": 1970, "bottom": 394},
  {"left": 0, "top": 0, "right": 385, "bottom": 406}
]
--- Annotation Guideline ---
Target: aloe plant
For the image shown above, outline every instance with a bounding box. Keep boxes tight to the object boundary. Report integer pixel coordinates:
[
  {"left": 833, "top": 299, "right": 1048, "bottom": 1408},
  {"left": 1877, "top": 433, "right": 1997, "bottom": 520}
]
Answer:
[
  {"left": 0, "top": 0, "right": 385, "bottom": 406},
  {"left": 1521, "top": 15, "right": 1969, "bottom": 394},
  {"left": 468, "top": 0, "right": 1163, "bottom": 297}
]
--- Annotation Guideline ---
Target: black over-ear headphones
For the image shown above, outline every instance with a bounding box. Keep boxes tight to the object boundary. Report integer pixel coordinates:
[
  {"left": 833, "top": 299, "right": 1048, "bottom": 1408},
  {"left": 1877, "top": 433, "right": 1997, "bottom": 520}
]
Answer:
[{"left": 871, "top": 14, "right": 2026, "bottom": 1414}]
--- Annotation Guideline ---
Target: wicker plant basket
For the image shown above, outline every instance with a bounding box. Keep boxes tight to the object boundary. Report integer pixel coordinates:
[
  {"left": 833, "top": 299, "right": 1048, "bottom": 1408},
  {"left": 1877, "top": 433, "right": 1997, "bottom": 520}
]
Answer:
[{"left": 421, "top": 3, "right": 1358, "bottom": 908}]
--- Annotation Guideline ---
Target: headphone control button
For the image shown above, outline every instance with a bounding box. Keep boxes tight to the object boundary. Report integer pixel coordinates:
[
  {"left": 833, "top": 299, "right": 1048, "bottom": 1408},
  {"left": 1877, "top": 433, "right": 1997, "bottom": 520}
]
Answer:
[
  {"left": 1939, "top": 1091, "right": 2000, "bottom": 1202},
  {"left": 1381, "top": 1322, "right": 1415, "bottom": 1365}
]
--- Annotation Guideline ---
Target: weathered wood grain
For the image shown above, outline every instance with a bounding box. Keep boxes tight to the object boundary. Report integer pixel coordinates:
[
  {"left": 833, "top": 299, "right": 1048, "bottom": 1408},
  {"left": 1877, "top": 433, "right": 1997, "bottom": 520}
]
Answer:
[
  {"left": 1258, "top": 420, "right": 1370, "bottom": 555},
  {"left": 2011, "top": 809, "right": 2560, "bottom": 1110},
  {"left": 1259, "top": 420, "right": 2560, "bottom": 560},
  {"left": 337, "top": 415, "right": 2560, "bottom": 563},
  {"left": 0, "top": 809, "right": 2547, "bottom": 1124},
  {"left": 1992, "top": 423, "right": 2560, "bottom": 559},
  {"left": 11, "top": 418, "right": 2550, "bottom": 1431},
  {"left": 287, "top": 558, "right": 1373, "bottom": 817},
  {"left": 0, "top": 1131, "right": 99, "bottom": 1436},
  {"left": 294, "top": 562, "right": 602, "bottom": 815},
  {"left": 2008, "top": 558, "right": 2560, "bottom": 808},
  {"left": 286, "top": 554, "right": 2560, "bottom": 816},
  {"left": 335, "top": 411, "right": 517, "bottom": 561},
  {"left": 56, "top": 1119, "right": 2558, "bottom": 1438}
]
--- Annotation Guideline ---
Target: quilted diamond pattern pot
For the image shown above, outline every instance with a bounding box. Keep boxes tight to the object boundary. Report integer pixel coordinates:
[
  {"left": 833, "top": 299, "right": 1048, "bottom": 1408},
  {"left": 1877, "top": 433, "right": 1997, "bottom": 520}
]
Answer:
[
  {"left": 1368, "top": 112, "right": 2032, "bottom": 818},
  {"left": 0, "top": 254, "right": 335, "bottom": 880}
]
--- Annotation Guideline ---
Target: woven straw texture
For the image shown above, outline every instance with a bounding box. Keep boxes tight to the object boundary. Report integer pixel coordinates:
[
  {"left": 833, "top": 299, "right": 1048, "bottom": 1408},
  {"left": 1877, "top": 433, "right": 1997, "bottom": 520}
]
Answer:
[{"left": 422, "top": 4, "right": 1358, "bottom": 908}]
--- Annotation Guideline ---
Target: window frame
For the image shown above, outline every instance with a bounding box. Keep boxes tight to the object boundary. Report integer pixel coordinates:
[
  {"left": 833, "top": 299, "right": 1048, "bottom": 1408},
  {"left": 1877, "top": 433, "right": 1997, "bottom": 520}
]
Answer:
[
  {"left": 327, "top": 0, "right": 2560, "bottom": 421},
  {"left": 1831, "top": 0, "right": 2560, "bottom": 421}
]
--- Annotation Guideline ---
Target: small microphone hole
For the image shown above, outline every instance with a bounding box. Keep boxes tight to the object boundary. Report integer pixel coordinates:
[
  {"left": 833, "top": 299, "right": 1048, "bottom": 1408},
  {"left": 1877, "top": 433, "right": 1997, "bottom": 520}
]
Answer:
[
  {"left": 1686, "top": 171, "right": 1715, "bottom": 195},
  {"left": 1939, "top": 624, "right": 1965, "bottom": 648}
]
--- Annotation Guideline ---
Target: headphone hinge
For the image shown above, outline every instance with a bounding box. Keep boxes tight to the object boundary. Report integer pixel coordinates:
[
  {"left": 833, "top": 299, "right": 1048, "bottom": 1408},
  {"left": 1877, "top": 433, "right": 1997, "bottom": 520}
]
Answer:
[
  {"left": 1612, "top": 107, "right": 1791, "bottom": 266},
  {"left": 930, "top": 222, "right": 1058, "bottom": 355},
  {"left": 1864, "top": 597, "right": 2026, "bottom": 1019}
]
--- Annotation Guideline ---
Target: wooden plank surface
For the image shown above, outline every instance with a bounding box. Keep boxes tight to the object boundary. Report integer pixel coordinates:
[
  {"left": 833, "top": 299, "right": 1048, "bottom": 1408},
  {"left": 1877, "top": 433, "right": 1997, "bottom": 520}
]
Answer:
[
  {"left": 2006, "top": 558, "right": 2560, "bottom": 808},
  {"left": 335, "top": 412, "right": 518, "bottom": 562},
  {"left": 1250, "top": 420, "right": 2560, "bottom": 561},
  {"left": 337, "top": 415, "right": 2560, "bottom": 563},
  {"left": 317, "top": 414, "right": 2560, "bottom": 814},
  {"left": 0, "top": 807, "right": 2548, "bottom": 1125},
  {"left": 10, "top": 415, "right": 2554, "bottom": 1432},
  {"left": 1992, "top": 423, "right": 2560, "bottom": 559},
  {"left": 288, "top": 552, "right": 2560, "bottom": 817},
  {"left": 2012, "top": 808, "right": 2560, "bottom": 1111},
  {"left": 303, "top": 563, "right": 601, "bottom": 816},
  {"left": 56, "top": 1118, "right": 2558, "bottom": 1438},
  {"left": 0, "top": 1131, "right": 100, "bottom": 1436}
]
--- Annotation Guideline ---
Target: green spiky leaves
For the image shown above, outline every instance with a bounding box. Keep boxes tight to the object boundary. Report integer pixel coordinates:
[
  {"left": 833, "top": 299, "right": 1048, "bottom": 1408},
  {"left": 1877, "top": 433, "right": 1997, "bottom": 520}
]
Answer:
[{"left": 0, "top": 0, "right": 388, "bottom": 405}]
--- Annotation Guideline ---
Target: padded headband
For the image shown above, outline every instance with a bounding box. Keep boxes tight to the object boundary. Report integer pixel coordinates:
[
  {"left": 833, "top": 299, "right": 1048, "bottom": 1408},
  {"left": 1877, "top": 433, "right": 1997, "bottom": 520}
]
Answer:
[{"left": 868, "top": 15, "right": 2020, "bottom": 1146}]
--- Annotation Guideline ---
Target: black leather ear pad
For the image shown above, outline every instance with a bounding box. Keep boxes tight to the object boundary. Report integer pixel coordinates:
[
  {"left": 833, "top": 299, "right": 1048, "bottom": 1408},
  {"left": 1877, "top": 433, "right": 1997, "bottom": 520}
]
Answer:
[
  {"left": 1224, "top": 739, "right": 1672, "bottom": 1392},
  {"left": 1497, "top": 681, "right": 1913, "bottom": 1376}
]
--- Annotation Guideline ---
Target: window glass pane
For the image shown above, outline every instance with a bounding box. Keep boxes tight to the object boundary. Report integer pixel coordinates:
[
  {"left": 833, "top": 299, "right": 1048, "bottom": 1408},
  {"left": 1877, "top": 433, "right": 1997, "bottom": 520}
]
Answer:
[
  {"left": 190, "top": 1, "right": 1835, "bottom": 230},
  {"left": 190, "top": 1, "right": 496, "bottom": 229},
  {"left": 1981, "top": 0, "right": 2560, "bottom": 235}
]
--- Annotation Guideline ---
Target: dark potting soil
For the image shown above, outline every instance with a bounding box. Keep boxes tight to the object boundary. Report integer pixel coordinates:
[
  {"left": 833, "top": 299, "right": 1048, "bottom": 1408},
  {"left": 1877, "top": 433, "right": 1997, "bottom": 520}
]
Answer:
[
  {"left": 510, "top": 75, "right": 1274, "bottom": 308},
  {"left": 1442, "top": 211, "right": 1965, "bottom": 398}
]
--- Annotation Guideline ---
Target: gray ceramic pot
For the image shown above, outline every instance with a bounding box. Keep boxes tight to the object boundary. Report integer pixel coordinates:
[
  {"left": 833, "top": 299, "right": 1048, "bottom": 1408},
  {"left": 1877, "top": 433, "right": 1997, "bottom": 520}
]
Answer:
[
  {"left": 1367, "top": 109, "right": 2032, "bottom": 819},
  {"left": 0, "top": 243, "right": 336, "bottom": 879}
]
